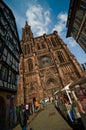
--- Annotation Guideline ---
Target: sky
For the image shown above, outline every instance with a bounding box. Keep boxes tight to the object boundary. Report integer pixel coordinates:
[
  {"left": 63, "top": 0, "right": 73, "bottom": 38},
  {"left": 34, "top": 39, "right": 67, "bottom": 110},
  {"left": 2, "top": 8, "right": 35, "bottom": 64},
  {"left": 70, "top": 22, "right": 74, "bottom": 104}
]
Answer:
[{"left": 4, "top": 0, "right": 86, "bottom": 64}]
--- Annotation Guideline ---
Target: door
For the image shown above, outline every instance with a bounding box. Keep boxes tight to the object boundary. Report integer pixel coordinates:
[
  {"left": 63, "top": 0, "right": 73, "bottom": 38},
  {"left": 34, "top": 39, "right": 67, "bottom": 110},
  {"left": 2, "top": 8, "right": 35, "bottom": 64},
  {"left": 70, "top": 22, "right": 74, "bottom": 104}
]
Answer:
[{"left": 0, "top": 96, "right": 6, "bottom": 129}]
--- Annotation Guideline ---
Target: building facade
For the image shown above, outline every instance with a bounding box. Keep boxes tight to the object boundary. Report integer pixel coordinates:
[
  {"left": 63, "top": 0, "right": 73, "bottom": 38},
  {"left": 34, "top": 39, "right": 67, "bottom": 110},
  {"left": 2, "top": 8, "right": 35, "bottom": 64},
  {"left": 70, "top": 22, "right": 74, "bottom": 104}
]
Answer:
[
  {"left": 0, "top": 1, "right": 21, "bottom": 129},
  {"left": 66, "top": 0, "right": 86, "bottom": 52},
  {"left": 81, "top": 63, "right": 86, "bottom": 72},
  {"left": 17, "top": 22, "right": 85, "bottom": 105}
]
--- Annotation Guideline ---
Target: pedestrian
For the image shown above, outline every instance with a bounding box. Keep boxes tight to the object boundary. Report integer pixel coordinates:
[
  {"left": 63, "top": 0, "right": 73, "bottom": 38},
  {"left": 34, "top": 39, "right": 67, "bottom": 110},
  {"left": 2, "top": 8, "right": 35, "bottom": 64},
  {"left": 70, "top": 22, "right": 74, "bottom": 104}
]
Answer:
[
  {"left": 25, "top": 103, "right": 30, "bottom": 119},
  {"left": 19, "top": 104, "right": 28, "bottom": 130},
  {"left": 43, "top": 99, "right": 46, "bottom": 108},
  {"left": 9, "top": 106, "right": 14, "bottom": 129},
  {"left": 34, "top": 100, "right": 39, "bottom": 112},
  {"left": 16, "top": 106, "right": 21, "bottom": 123}
]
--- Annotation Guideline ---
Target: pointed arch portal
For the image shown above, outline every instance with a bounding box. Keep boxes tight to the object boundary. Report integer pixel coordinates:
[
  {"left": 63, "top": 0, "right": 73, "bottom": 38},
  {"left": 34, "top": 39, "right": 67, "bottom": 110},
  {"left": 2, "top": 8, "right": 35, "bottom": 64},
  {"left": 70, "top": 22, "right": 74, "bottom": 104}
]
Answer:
[{"left": 45, "top": 78, "right": 58, "bottom": 96}]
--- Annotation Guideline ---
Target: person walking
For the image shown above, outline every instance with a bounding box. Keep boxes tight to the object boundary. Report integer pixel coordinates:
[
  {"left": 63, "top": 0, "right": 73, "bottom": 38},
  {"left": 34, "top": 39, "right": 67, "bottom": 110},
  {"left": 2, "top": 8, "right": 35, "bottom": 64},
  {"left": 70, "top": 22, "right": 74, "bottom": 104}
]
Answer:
[
  {"left": 34, "top": 100, "right": 39, "bottom": 112},
  {"left": 19, "top": 104, "right": 28, "bottom": 130},
  {"left": 9, "top": 106, "right": 14, "bottom": 129},
  {"left": 16, "top": 106, "right": 21, "bottom": 123}
]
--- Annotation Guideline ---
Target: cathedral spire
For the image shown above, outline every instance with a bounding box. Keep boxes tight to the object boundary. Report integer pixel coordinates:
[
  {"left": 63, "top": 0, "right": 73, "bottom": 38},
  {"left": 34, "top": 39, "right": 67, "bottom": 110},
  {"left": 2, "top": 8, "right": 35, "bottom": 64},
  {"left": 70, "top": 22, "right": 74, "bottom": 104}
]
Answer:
[
  {"left": 22, "top": 21, "right": 33, "bottom": 41},
  {"left": 25, "top": 21, "right": 28, "bottom": 26}
]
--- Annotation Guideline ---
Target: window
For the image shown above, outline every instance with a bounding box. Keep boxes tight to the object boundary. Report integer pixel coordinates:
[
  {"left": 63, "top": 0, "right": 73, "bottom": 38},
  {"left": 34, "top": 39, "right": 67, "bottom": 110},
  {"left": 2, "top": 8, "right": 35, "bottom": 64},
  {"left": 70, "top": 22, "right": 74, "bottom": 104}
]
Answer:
[
  {"left": 55, "top": 37, "right": 60, "bottom": 45},
  {"left": 51, "top": 37, "right": 60, "bottom": 47},
  {"left": 47, "top": 78, "right": 56, "bottom": 84},
  {"left": 28, "top": 59, "right": 33, "bottom": 72},
  {"left": 80, "top": 0, "right": 86, "bottom": 11},
  {"left": 10, "top": 72, "right": 16, "bottom": 84},
  {"left": 79, "top": 34, "right": 86, "bottom": 48},
  {"left": 75, "top": 18, "right": 81, "bottom": 27},
  {"left": 57, "top": 51, "right": 65, "bottom": 63},
  {"left": 51, "top": 37, "right": 57, "bottom": 47},
  {"left": 8, "top": 70, "right": 11, "bottom": 83},
  {"left": 26, "top": 34, "right": 29, "bottom": 41},
  {"left": 0, "top": 3, "right": 4, "bottom": 9},
  {"left": 73, "top": 22, "right": 79, "bottom": 30},
  {"left": 24, "top": 45, "right": 27, "bottom": 55},
  {"left": 0, "top": 66, "right": 8, "bottom": 81},
  {"left": 0, "top": 25, "right": 5, "bottom": 37},
  {"left": 81, "top": 63, "right": 86, "bottom": 71},
  {"left": 0, "top": 15, "right": 7, "bottom": 26},
  {"left": 25, "top": 28, "right": 29, "bottom": 41},
  {"left": 83, "top": 23, "right": 86, "bottom": 33},
  {"left": 27, "top": 44, "right": 30, "bottom": 54},
  {"left": 76, "top": 10, "right": 83, "bottom": 23},
  {"left": 37, "top": 43, "right": 41, "bottom": 50},
  {"left": 80, "top": 34, "right": 86, "bottom": 44},
  {"left": 25, "top": 28, "right": 28, "bottom": 34},
  {"left": 0, "top": 39, "right": 4, "bottom": 52},
  {"left": 41, "top": 42, "right": 46, "bottom": 49},
  {"left": 72, "top": 26, "right": 78, "bottom": 36},
  {"left": 81, "top": 35, "right": 86, "bottom": 42}
]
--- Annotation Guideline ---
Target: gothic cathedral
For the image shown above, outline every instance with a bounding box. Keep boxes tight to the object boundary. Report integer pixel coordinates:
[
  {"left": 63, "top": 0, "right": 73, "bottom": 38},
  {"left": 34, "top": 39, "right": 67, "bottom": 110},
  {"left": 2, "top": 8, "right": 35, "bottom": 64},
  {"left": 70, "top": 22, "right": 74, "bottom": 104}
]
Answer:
[{"left": 17, "top": 22, "right": 84, "bottom": 105}]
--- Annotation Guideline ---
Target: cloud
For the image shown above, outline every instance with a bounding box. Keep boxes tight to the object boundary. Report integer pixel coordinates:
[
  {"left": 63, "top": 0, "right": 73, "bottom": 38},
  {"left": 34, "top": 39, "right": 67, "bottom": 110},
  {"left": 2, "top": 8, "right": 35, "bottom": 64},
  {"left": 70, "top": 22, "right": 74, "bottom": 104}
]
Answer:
[
  {"left": 12, "top": 11, "right": 26, "bottom": 39},
  {"left": 52, "top": 12, "right": 77, "bottom": 47},
  {"left": 52, "top": 13, "right": 67, "bottom": 35},
  {"left": 14, "top": 11, "right": 25, "bottom": 29},
  {"left": 26, "top": 4, "right": 51, "bottom": 36},
  {"left": 14, "top": 6, "right": 77, "bottom": 48},
  {"left": 65, "top": 37, "right": 77, "bottom": 47}
]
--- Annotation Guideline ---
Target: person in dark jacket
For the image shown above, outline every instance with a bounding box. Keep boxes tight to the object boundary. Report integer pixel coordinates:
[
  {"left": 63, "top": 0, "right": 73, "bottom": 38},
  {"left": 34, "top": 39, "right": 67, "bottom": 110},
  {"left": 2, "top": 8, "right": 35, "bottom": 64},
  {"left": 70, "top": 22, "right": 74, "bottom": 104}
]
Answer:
[
  {"left": 19, "top": 104, "right": 28, "bottom": 130},
  {"left": 9, "top": 106, "right": 14, "bottom": 128}
]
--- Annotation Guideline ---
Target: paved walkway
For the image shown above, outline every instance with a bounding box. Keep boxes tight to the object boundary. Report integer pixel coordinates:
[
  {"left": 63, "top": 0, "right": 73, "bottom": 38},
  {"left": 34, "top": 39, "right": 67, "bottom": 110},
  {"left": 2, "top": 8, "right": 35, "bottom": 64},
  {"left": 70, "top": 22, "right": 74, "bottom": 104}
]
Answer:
[
  {"left": 13, "top": 103, "right": 73, "bottom": 130},
  {"left": 28, "top": 103, "right": 73, "bottom": 130},
  {"left": 13, "top": 112, "right": 38, "bottom": 130}
]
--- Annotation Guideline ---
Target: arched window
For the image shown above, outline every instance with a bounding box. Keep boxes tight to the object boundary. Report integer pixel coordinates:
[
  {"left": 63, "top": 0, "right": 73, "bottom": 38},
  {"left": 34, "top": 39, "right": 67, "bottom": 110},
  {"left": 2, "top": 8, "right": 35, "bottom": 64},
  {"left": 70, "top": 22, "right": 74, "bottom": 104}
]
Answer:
[
  {"left": 24, "top": 45, "right": 27, "bottom": 55},
  {"left": 51, "top": 37, "right": 57, "bottom": 47},
  {"left": 42, "top": 42, "right": 46, "bottom": 49},
  {"left": 47, "top": 78, "right": 56, "bottom": 84},
  {"left": 37, "top": 43, "right": 41, "bottom": 50},
  {"left": 55, "top": 37, "right": 60, "bottom": 45},
  {"left": 28, "top": 59, "right": 33, "bottom": 72},
  {"left": 57, "top": 51, "right": 65, "bottom": 63},
  {"left": 25, "top": 28, "right": 29, "bottom": 41},
  {"left": 27, "top": 44, "right": 30, "bottom": 54}
]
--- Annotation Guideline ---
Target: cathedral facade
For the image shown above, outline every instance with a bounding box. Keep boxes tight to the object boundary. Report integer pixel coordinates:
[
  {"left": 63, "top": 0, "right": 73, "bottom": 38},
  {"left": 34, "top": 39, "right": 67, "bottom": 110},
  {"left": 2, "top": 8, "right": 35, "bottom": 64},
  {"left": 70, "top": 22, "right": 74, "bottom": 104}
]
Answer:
[{"left": 17, "top": 22, "right": 84, "bottom": 105}]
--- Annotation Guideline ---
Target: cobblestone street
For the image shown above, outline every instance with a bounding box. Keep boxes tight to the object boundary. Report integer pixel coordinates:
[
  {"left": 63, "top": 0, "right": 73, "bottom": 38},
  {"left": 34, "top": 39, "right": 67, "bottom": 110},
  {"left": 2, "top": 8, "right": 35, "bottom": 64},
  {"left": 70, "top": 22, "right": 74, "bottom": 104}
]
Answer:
[{"left": 27, "top": 103, "right": 72, "bottom": 130}]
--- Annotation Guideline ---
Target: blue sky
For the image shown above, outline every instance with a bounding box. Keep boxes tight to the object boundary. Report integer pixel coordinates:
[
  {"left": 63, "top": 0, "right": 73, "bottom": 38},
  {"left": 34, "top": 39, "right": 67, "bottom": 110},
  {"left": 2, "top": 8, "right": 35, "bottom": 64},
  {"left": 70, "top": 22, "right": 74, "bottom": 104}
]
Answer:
[{"left": 4, "top": 0, "right": 86, "bottom": 64}]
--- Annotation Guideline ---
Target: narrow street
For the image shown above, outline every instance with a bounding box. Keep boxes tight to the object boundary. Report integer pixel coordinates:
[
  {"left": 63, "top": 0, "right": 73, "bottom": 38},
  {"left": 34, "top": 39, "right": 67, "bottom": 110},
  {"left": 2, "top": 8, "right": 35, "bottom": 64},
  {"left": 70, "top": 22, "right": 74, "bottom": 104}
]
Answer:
[
  {"left": 27, "top": 103, "right": 72, "bottom": 130},
  {"left": 1, "top": 1, "right": 86, "bottom": 130}
]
